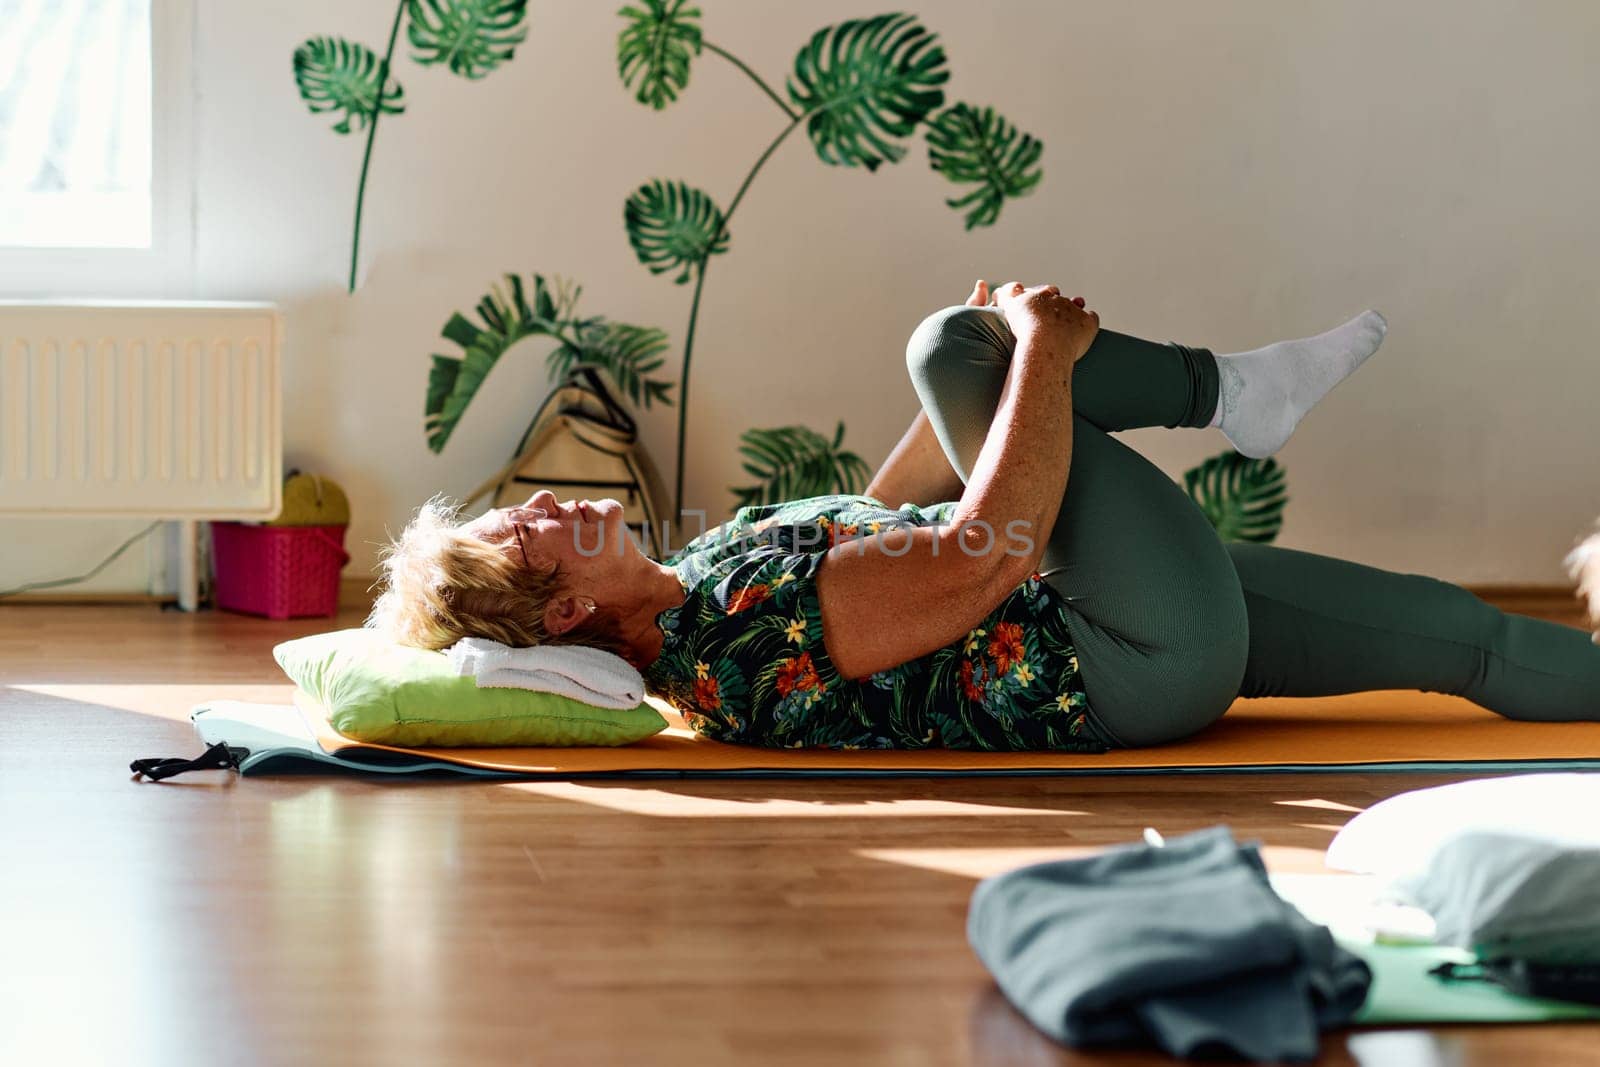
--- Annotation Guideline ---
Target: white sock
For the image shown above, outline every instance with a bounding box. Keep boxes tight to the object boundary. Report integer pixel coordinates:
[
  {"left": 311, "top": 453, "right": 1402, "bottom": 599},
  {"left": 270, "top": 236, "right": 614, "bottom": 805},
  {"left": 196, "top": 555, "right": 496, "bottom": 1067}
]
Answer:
[{"left": 1206, "top": 310, "right": 1388, "bottom": 458}]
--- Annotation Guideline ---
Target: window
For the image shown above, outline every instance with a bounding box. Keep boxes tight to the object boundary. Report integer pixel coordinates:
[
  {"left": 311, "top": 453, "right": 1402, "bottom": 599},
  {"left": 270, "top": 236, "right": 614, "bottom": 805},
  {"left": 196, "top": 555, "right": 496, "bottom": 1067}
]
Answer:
[
  {"left": 0, "top": 0, "right": 189, "bottom": 297},
  {"left": 0, "top": 0, "right": 153, "bottom": 249}
]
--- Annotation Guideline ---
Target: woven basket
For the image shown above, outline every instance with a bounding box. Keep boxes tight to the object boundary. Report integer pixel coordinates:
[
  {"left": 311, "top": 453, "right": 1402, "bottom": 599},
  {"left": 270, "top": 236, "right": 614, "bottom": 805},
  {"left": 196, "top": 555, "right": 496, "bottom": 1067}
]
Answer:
[{"left": 212, "top": 522, "right": 350, "bottom": 619}]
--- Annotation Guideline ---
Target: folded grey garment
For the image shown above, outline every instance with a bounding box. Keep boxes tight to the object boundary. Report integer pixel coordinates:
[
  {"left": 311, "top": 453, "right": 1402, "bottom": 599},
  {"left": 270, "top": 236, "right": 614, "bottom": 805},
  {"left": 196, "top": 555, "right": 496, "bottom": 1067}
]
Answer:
[
  {"left": 967, "top": 826, "right": 1371, "bottom": 1063},
  {"left": 1397, "top": 831, "right": 1600, "bottom": 964}
]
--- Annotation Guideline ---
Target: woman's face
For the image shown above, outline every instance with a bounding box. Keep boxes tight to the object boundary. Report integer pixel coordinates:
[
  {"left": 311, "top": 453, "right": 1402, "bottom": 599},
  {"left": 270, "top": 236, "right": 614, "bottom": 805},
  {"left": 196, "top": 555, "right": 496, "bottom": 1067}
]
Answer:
[{"left": 465, "top": 489, "right": 635, "bottom": 582}]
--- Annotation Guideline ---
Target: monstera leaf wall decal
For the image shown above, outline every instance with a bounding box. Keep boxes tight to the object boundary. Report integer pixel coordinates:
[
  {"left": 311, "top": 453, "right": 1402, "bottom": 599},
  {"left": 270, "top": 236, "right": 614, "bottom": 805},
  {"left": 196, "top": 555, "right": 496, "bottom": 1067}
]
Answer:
[
  {"left": 616, "top": 6, "right": 1046, "bottom": 514},
  {"left": 623, "top": 179, "right": 731, "bottom": 285},
  {"left": 786, "top": 13, "right": 950, "bottom": 171},
  {"left": 617, "top": 0, "right": 702, "bottom": 109},
  {"left": 926, "top": 103, "right": 1046, "bottom": 230},
  {"left": 1183, "top": 450, "right": 1289, "bottom": 544},
  {"left": 292, "top": 37, "right": 405, "bottom": 135},
  {"left": 293, "top": 0, "right": 530, "bottom": 292},
  {"left": 295, "top": 4, "right": 1286, "bottom": 543}
]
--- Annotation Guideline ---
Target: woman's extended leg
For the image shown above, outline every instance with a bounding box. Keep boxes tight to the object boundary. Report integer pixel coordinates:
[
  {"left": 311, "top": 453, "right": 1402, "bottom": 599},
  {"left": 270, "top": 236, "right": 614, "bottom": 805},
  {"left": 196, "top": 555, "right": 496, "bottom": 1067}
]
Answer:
[{"left": 1227, "top": 542, "right": 1600, "bottom": 721}]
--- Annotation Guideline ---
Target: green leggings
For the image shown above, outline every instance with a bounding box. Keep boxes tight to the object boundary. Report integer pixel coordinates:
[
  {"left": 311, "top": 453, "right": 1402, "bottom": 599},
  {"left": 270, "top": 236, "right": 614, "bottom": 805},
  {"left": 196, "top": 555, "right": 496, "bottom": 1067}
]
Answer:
[{"left": 907, "top": 304, "right": 1600, "bottom": 748}]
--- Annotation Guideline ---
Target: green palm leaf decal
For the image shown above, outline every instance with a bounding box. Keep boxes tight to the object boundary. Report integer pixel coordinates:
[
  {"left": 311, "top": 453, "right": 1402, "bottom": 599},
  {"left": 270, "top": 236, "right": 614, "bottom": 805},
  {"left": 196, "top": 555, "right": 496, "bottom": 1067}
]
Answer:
[
  {"left": 786, "top": 12, "right": 949, "bottom": 172},
  {"left": 925, "top": 102, "right": 1043, "bottom": 229},
  {"left": 1183, "top": 450, "right": 1288, "bottom": 543},
  {"left": 617, "top": 0, "right": 703, "bottom": 109},
  {"left": 293, "top": 36, "right": 405, "bottom": 134},
  {"left": 407, "top": 0, "right": 529, "bottom": 78},
  {"left": 425, "top": 344, "right": 504, "bottom": 453},
  {"left": 624, "top": 179, "right": 730, "bottom": 284},
  {"left": 546, "top": 319, "right": 676, "bottom": 409},
  {"left": 730, "top": 422, "right": 873, "bottom": 509},
  {"left": 424, "top": 273, "right": 579, "bottom": 453}
]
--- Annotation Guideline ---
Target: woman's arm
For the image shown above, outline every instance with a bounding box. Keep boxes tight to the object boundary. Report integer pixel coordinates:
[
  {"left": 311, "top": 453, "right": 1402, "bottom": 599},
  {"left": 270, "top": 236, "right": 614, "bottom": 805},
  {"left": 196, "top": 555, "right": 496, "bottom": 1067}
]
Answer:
[
  {"left": 816, "top": 283, "right": 1099, "bottom": 680},
  {"left": 862, "top": 409, "right": 964, "bottom": 508}
]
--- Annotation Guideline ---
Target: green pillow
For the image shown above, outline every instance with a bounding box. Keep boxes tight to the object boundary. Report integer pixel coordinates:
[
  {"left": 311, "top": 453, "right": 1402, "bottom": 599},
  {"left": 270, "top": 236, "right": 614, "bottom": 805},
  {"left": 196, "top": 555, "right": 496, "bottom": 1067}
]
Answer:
[{"left": 272, "top": 628, "right": 667, "bottom": 748}]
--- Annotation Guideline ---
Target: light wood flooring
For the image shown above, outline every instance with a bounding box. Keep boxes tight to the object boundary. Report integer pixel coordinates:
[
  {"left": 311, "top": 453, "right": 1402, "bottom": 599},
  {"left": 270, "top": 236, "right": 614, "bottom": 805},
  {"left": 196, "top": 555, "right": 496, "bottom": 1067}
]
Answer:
[{"left": 2, "top": 593, "right": 1597, "bottom": 1066}]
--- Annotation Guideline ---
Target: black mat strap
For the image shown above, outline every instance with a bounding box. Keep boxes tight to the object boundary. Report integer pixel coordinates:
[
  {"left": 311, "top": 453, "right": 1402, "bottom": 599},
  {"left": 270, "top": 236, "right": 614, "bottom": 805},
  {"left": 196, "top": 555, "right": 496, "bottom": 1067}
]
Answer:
[
  {"left": 1430, "top": 958, "right": 1600, "bottom": 1006},
  {"left": 130, "top": 741, "right": 242, "bottom": 781}
]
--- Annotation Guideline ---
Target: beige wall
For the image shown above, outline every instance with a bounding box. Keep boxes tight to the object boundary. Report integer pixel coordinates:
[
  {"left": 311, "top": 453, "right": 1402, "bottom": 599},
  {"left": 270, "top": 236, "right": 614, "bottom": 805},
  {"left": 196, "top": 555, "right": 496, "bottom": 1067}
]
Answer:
[{"left": 5, "top": 0, "right": 1599, "bottom": 592}]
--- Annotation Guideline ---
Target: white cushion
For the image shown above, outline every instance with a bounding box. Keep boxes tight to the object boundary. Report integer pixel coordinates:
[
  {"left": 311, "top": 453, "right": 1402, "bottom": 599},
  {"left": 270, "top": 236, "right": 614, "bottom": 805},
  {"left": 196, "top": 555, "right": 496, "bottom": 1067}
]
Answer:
[{"left": 1326, "top": 773, "right": 1600, "bottom": 878}]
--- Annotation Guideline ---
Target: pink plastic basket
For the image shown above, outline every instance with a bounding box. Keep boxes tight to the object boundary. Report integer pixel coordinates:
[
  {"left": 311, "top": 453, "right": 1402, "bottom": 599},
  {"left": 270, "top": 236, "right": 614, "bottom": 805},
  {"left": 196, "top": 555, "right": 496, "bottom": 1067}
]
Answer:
[{"left": 211, "top": 522, "right": 350, "bottom": 619}]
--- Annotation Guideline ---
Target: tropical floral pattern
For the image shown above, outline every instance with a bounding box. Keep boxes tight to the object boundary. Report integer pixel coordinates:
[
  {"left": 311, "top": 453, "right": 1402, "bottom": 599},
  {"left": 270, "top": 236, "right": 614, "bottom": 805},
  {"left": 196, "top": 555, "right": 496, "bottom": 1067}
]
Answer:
[{"left": 642, "top": 494, "right": 1107, "bottom": 752}]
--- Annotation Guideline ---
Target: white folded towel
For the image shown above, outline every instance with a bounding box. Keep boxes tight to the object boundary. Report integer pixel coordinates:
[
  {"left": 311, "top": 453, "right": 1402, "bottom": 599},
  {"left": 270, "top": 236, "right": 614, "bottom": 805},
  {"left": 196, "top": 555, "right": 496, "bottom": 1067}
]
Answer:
[{"left": 444, "top": 637, "right": 644, "bottom": 709}]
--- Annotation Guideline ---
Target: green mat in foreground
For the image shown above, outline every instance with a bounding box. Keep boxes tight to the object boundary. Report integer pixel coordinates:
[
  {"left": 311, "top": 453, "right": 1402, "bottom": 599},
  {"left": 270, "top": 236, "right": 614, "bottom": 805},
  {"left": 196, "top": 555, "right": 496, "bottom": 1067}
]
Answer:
[{"left": 1271, "top": 875, "right": 1600, "bottom": 1025}]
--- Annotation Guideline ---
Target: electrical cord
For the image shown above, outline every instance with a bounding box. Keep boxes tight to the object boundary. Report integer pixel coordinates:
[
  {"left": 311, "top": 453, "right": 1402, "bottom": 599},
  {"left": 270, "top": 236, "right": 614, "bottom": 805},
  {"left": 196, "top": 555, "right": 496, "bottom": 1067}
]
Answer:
[{"left": 0, "top": 521, "right": 164, "bottom": 599}]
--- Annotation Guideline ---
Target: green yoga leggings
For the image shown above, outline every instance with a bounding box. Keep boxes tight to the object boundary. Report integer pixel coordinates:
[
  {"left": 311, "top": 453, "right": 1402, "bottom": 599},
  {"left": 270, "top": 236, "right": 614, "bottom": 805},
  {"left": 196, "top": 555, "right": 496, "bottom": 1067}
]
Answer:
[{"left": 906, "top": 304, "right": 1600, "bottom": 748}]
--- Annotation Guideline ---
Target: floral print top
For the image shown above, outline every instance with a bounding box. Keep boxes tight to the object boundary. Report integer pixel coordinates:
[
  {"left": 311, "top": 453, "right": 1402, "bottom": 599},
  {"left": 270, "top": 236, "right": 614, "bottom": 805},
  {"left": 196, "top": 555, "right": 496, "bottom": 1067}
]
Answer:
[{"left": 642, "top": 494, "right": 1106, "bottom": 752}]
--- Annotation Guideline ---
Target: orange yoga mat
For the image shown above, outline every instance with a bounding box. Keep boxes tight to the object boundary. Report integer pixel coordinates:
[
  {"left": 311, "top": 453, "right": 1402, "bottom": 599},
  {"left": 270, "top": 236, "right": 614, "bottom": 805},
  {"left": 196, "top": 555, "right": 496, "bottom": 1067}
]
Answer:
[{"left": 291, "top": 690, "right": 1600, "bottom": 777}]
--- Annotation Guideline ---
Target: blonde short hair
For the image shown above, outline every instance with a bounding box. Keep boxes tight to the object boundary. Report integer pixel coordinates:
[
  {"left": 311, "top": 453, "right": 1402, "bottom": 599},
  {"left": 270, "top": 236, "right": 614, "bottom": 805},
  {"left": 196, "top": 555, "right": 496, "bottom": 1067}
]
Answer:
[{"left": 367, "top": 494, "right": 623, "bottom": 655}]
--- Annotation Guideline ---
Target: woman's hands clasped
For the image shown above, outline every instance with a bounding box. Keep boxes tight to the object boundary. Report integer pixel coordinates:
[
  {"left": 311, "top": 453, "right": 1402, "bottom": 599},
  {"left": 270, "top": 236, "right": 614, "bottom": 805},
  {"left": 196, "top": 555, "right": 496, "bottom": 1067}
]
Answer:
[{"left": 968, "top": 278, "right": 1099, "bottom": 364}]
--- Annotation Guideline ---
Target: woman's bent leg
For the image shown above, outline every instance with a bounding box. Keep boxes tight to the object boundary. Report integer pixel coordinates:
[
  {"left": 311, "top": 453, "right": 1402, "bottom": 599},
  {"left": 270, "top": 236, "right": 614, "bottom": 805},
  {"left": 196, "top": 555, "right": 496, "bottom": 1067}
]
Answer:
[
  {"left": 905, "top": 304, "right": 1218, "bottom": 466},
  {"left": 1227, "top": 542, "right": 1600, "bottom": 721},
  {"left": 1035, "top": 419, "right": 1250, "bottom": 746},
  {"left": 909, "top": 306, "right": 1249, "bottom": 747}
]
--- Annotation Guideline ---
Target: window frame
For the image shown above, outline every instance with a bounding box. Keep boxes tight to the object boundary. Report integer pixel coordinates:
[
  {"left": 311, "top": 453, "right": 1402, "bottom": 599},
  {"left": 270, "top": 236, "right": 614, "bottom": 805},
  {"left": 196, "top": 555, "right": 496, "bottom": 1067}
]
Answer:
[{"left": 0, "top": 0, "right": 195, "bottom": 298}]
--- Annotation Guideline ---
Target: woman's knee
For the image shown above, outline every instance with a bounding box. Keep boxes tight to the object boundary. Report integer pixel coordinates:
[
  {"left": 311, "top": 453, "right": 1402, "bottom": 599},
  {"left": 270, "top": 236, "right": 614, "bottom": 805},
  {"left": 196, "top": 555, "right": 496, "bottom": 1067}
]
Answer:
[{"left": 905, "top": 304, "right": 1016, "bottom": 390}]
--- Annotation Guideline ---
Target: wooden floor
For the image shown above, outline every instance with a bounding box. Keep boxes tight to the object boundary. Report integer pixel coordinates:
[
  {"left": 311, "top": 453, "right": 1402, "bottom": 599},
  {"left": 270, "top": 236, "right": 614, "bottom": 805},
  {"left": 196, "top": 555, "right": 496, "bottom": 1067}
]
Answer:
[{"left": 3, "top": 596, "right": 1598, "bottom": 1066}]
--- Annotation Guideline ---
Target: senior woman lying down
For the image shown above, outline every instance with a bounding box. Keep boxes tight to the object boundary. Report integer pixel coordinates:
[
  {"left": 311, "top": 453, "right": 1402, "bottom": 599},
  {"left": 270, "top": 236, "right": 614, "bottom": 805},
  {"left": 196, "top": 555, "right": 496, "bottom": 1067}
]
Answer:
[{"left": 370, "top": 280, "right": 1600, "bottom": 752}]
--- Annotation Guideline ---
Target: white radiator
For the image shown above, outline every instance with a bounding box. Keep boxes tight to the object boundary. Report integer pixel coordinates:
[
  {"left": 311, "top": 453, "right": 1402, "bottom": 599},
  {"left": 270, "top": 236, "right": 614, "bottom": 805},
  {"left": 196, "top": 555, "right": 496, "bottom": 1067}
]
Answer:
[{"left": 0, "top": 300, "right": 283, "bottom": 607}]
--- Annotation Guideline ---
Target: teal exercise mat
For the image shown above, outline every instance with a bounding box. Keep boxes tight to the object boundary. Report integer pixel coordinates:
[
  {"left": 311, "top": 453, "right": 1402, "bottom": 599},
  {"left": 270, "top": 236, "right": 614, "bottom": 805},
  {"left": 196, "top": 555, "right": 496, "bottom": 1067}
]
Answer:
[
  {"left": 1351, "top": 943, "right": 1600, "bottom": 1025},
  {"left": 186, "top": 701, "right": 516, "bottom": 777},
  {"left": 1271, "top": 875, "right": 1600, "bottom": 1025},
  {"left": 177, "top": 693, "right": 1600, "bottom": 779}
]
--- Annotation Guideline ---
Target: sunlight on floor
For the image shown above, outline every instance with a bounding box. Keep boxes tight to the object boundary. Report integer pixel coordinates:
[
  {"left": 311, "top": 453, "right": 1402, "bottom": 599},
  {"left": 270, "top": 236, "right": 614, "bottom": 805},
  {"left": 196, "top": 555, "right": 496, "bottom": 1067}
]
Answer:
[
  {"left": 266, "top": 787, "right": 449, "bottom": 1000},
  {"left": 6, "top": 683, "right": 295, "bottom": 722},
  {"left": 1275, "top": 797, "right": 1366, "bottom": 813},
  {"left": 504, "top": 781, "right": 1093, "bottom": 819}
]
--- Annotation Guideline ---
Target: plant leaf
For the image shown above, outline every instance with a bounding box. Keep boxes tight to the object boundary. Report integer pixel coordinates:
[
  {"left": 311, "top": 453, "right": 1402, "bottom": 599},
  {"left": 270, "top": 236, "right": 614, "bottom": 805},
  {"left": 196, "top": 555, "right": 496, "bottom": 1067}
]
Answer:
[
  {"left": 617, "top": 0, "right": 703, "bottom": 109},
  {"left": 406, "top": 0, "right": 529, "bottom": 79},
  {"left": 729, "top": 423, "right": 871, "bottom": 509},
  {"left": 426, "top": 354, "right": 461, "bottom": 423},
  {"left": 925, "top": 102, "right": 1043, "bottom": 229},
  {"left": 546, "top": 319, "right": 675, "bottom": 409},
  {"left": 786, "top": 12, "right": 948, "bottom": 172},
  {"left": 624, "top": 178, "right": 729, "bottom": 284},
  {"left": 1183, "top": 449, "right": 1288, "bottom": 543},
  {"left": 423, "top": 342, "right": 500, "bottom": 455},
  {"left": 424, "top": 272, "right": 571, "bottom": 453},
  {"left": 293, "top": 36, "right": 405, "bottom": 134}
]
